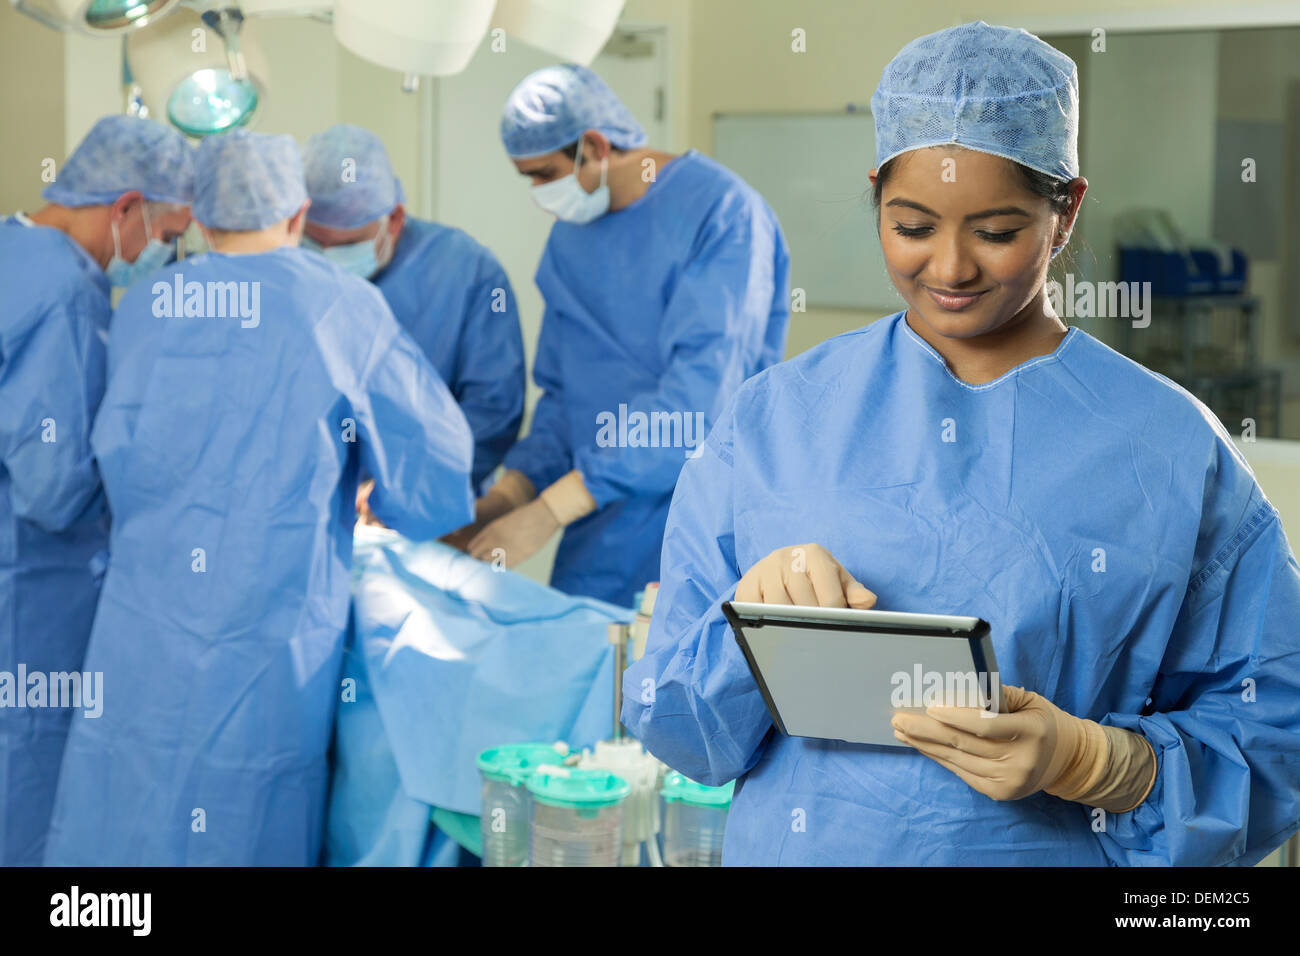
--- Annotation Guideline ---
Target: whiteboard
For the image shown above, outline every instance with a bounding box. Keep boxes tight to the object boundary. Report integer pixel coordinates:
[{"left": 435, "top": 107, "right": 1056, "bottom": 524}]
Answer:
[{"left": 713, "top": 112, "right": 900, "bottom": 311}]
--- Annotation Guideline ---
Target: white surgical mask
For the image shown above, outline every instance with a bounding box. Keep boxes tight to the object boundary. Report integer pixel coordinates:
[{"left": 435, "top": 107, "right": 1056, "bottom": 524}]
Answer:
[
  {"left": 106, "top": 202, "right": 175, "bottom": 288},
  {"left": 531, "top": 147, "right": 609, "bottom": 224},
  {"left": 302, "top": 215, "right": 393, "bottom": 279}
]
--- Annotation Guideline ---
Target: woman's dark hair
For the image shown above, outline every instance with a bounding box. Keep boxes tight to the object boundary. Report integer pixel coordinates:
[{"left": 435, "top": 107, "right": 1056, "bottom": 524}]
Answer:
[{"left": 870, "top": 152, "right": 1073, "bottom": 229}]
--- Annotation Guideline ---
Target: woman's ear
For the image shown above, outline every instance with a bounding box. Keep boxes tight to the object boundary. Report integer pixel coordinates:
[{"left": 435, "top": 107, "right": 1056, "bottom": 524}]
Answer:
[{"left": 1058, "top": 177, "right": 1088, "bottom": 241}]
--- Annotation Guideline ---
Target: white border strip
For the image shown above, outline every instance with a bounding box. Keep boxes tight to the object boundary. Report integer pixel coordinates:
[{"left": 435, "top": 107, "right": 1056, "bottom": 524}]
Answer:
[{"left": 982, "top": 3, "right": 1300, "bottom": 35}]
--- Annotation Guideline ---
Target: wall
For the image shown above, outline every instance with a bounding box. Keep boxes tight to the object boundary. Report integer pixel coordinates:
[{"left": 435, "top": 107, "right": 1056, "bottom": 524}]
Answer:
[{"left": 0, "top": 1, "right": 66, "bottom": 214}]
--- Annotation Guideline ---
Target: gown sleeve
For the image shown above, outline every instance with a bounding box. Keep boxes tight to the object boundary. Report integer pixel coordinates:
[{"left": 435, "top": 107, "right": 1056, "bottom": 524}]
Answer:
[
  {"left": 354, "top": 285, "right": 475, "bottom": 541},
  {"left": 451, "top": 252, "right": 525, "bottom": 488},
  {"left": 620, "top": 397, "right": 774, "bottom": 785},
  {"left": 574, "top": 190, "right": 784, "bottom": 508},
  {"left": 501, "top": 262, "right": 573, "bottom": 494},
  {"left": 0, "top": 285, "right": 108, "bottom": 532},
  {"left": 1097, "top": 439, "right": 1300, "bottom": 866}
]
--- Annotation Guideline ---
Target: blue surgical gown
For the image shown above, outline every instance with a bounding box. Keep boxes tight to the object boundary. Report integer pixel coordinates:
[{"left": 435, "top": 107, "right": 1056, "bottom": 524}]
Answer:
[
  {"left": 503, "top": 150, "right": 790, "bottom": 606},
  {"left": 623, "top": 311, "right": 1300, "bottom": 866},
  {"left": 0, "top": 217, "right": 109, "bottom": 865},
  {"left": 44, "top": 247, "right": 474, "bottom": 866},
  {"left": 374, "top": 218, "right": 525, "bottom": 489}
]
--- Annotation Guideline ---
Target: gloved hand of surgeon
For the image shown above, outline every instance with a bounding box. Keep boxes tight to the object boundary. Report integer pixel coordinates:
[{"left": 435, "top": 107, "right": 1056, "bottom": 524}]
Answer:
[
  {"left": 463, "top": 470, "right": 597, "bottom": 568},
  {"left": 441, "top": 469, "right": 535, "bottom": 552},
  {"left": 738, "top": 544, "right": 1158, "bottom": 815}
]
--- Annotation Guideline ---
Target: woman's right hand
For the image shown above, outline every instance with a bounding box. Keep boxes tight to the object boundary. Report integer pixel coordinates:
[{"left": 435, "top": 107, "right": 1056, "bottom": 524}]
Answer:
[{"left": 736, "top": 544, "right": 877, "bottom": 608}]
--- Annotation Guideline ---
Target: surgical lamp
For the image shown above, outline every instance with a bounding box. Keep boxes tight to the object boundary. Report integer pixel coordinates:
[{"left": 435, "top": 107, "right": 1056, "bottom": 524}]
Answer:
[
  {"left": 11, "top": 0, "right": 182, "bottom": 34},
  {"left": 126, "top": 4, "right": 270, "bottom": 136}
]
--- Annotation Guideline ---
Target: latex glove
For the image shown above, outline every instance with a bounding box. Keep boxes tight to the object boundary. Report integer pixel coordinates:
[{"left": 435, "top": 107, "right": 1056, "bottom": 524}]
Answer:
[
  {"left": 442, "top": 469, "right": 536, "bottom": 551},
  {"left": 467, "top": 471, "right": 596, "bottom": 568},
  {"left": 736, "top": 543, "right": 877, "bottom": 608},
  {"left": 355, "top": 478, "right": 385, "bottom": 528},
  {"left": 891, "top": 684, "right": 1157, "bottom": 813}
]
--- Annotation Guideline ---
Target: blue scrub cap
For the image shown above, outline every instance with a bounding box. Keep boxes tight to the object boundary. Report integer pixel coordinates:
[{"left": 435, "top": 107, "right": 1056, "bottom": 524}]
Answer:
[
  {"left": 501, "top": 64, "right": 647, "bottom": 159},
  {"left": 193, "top": 130, "right": 308, "bottom": 231},
  {"left": 43, "top": 115, "right": 195, "bottom": 207},
  {"left": 303, "top": 123, "right": 406, "bottom": 230},
  {"left": 870, "top": 21, "right": 1080, "bottom": 181}
]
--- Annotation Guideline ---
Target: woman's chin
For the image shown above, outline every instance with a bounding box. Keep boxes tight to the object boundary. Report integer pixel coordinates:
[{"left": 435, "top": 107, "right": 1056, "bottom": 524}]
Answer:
[{"left": 909, "top": 305, "right": 998, "bottom": 341}]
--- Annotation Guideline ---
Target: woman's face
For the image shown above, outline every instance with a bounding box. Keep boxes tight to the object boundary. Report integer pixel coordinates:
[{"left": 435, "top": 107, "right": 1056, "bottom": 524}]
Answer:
[{"left": 872, "top": 147, "right": 1078, "bottom": 341}]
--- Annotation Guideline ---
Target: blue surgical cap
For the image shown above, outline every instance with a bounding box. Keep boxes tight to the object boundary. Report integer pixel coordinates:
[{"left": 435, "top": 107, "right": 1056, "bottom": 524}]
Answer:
[
  {"left": 303, "top": 124, "right": 406, "bottom": 229},
  {"left": 501, "top": 64, "right": 647, "bottom": 159},
  {"left": 870, "top": 21, "right": 1079, "bottom": 181},
  {"left": 43, "top": 115, "right": 195, "bottom": 207},
  {"left": 193, "top": 130, "right": 308, "bottom": 231}
]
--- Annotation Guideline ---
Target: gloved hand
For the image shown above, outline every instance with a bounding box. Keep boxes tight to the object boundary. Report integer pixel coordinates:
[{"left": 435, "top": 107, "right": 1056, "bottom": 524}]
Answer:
[
  {"left": 442, "top": 469, "right": 536, "bottom": 552},
  {"left": 891, "top": 684, "right": 1157, "bottom": 813},
  {"left": 467, "top": 470, "right": 596, "bottom": 568},
  {"left": 736, "top": 543, "right": 877, "bottom": 608}
]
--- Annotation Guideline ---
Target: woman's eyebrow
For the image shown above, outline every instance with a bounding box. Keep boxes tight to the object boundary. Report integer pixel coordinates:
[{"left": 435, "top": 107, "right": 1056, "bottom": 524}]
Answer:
[{"left": 885, "top": 198, "right": 1032, "bottom": 220}]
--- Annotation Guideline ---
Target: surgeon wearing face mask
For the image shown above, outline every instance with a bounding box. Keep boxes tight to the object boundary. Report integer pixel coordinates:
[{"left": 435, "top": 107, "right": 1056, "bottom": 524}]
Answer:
[
  {"left": 0, "top": 115, "right": 193, "bottom": 865},
  {"left": 44, "top": 130, "right": 474, "bottom": 866},
  {"left": 449, "top": 64, "right": 791, "bottom": 608},
  {"left": 623, "top": 22, "right": 1300, "bottom": 866},
  {"left": 301, "top": 125, "right": 525, "bottom": 493}
]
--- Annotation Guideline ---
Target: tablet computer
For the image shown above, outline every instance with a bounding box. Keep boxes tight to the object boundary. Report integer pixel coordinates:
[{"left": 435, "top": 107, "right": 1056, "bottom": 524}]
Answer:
[{"left": 722, "top": 601, "right": 1003, "bottom": 748}]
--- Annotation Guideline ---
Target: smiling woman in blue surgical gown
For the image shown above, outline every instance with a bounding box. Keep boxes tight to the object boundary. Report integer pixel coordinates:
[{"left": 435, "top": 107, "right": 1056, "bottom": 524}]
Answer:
[{"left": 623, "top": 21, "right": 1300, "bottom": 866}]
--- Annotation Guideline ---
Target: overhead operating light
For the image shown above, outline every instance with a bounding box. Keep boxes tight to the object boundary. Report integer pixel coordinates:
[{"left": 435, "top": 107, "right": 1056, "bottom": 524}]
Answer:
[
  {"left": 333, "top": 0, "right": 495, "bottom": 83},
  {"left": 11, "top": 0, "right": 182, "bottom": 34},
  {"left": 491, "top": 0, "right": 626, "bottom": 65},
  {"left": 126, "top": 5, "right": 270, "bottom": 136}
]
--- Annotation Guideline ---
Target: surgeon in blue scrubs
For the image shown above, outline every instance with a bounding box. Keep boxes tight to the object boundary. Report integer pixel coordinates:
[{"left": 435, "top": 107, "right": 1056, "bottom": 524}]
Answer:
[
  {"left": 459, "top": 65, "right": 790, "bottom": 608},
  {"left": 301, "top": 124, "right": 524, "bottom": 491},
  {"left": 0, "top": 115, "right": 192, "bottom": 865},
  {"left": 45, "top": 130, "right": 474, "bottom": 866},
  {"left": 624, "top": 22, "right": 1300, "bottom": 865}
]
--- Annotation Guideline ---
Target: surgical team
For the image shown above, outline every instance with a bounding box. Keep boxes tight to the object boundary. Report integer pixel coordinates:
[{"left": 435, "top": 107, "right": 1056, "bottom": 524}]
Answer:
[{"left": 4, "top": 22, "right": 1300, "bottom": 868}]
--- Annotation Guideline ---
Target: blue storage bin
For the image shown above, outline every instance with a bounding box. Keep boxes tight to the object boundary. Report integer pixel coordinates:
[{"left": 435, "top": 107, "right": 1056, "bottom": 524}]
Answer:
[
  {"left": 1119, "top": 247, "right": 1215, "bottom": 295},
  {"left": 1188, "top": 247, "right": 1248, "bottom": 294}
]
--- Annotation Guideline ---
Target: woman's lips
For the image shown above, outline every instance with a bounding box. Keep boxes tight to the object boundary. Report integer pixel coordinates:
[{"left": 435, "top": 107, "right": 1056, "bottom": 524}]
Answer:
[{"left": 925, "top": 287, "right": 987, "bottom": 311}]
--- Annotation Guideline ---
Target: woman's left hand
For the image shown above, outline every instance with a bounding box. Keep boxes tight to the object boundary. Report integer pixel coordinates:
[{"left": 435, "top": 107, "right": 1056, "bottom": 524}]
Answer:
[
  {"left": 891, "top": 685, "right": 1073, "bottom": 801},
  {"left": 891, "top": 685, "right": 1157, "bottom": 813}
]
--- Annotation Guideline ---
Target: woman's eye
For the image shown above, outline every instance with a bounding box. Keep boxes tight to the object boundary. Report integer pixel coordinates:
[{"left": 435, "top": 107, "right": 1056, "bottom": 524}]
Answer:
[
  {"left": 891, "top": 224, "right": 931, "bottom": 238},
  {"left": 977, "top": 230, "right": 1020, "bottom": 243}
]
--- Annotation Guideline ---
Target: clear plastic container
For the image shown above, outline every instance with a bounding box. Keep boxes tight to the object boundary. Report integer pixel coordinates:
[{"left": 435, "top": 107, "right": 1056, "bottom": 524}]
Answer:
[
  {"left": 476, "top": 743, "right": 567, "bottom": 867},
  {"left": 527, "top": 766, "right": 630, "bottom": 868},
  {"left": 660, "top": 772, "right": 734, "bottom": 867},
  {"left": 662, "top": 801, "right": 728, "bottom": 866}
]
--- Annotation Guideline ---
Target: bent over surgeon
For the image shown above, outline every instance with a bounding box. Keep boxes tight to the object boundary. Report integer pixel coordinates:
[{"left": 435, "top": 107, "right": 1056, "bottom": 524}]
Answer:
[
  {"left": 302, "top": 124, "right": 525, "bottom": 490},
  {"left": 45, "top": 130, "right": 474, "bottom": 866},
  {"left": 0, "top": 115, "right": 192, "bottom": 865},
  {"left": 624, "top": 22, "right": 1300, "bottom": 865},
  {"left": 456, "top": 65, "right": 790, "bottom": 607}
]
